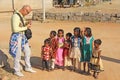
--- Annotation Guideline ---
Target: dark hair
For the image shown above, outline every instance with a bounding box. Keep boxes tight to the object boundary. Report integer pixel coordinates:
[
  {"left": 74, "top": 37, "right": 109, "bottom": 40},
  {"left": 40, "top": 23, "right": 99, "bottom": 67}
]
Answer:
[
  {"left": 74, "top": 27, "right": 81, "bottom": 33},
  {"left": 66, "top": 39, "right": 71, "bottom": 45},
  {"left": 85, "top": 27, "right": 92, "bottom": 37},
  {"left": 50, "top": 30, "right": 56, "bottom": 36},
  {"left": 66, "top": 32, "right": 72, "bottom": 38},
  {"left": 58, "top": 29, "right": 64, "bottom": 37},
  {"left": 44, "top": 38, "right": 50, "bottom": 44},
  {"left": 73, "top": 27, "right": 81, "bottom": 37},
  {"left": 94, "top": 39, "right": 102, "bottom": 45}
]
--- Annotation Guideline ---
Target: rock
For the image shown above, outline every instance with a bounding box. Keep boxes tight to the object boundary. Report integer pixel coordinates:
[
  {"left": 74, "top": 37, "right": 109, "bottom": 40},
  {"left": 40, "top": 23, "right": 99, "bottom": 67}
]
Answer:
[
  {"left": 84, "top": 12, "right": 89, "bottom": 16},
  {"left": 74, "top": 12, "right": 83, "bottom": 16},
  {"left": 89, "top": 12, "right": 96, "bottom": 17},
  {"left": 117, "top": 14, "right": 120, "bottom": 18},
  {"left": 0, "top": 50, "right": 8, "bottom": 68},
  {"left": 111, "top": 17, "right": 116, "bottom": 22},
  {"left": 111, "top": 13, "right": 117, "bottom": 17},
  {"left": 101, "top": 13, "right": 111, "bottom": 22}
]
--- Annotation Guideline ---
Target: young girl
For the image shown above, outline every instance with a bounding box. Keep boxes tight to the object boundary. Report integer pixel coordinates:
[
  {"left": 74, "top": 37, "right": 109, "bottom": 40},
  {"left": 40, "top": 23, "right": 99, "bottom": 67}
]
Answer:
[
  {"left": 49, "top": 31, "right": 58, "bottom": 70},
  {"left": 70, "top": 27, "right": 82, "bottom": 71},
  {"left": 41, "top": 39, "right": 51, "bottom": 71},
  {"left": 90, "top": 39, "right": 104, "bottom": 79},
  {"left": 55, "top": 29, "right": 65, "bottom": 68},
  {"left": 63, "top": 32, "right": 72, "bottom": 70},
  {"left": 81, "top": 27, "right": 94, "bottom": 73}
]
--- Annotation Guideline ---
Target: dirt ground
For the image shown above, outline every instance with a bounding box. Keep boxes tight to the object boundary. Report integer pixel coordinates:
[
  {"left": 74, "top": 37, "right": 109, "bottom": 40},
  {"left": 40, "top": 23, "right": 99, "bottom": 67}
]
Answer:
[
  {"left": 0, "top": 0, "right": 120, "bottom": 80},
  {"left": 0, "top": 14, "right": 120, "bottom": 80}
]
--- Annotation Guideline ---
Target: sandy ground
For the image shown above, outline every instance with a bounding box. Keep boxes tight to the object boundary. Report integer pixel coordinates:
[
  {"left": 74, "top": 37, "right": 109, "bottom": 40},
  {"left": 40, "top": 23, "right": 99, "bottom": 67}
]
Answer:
[
  {"left": 0, "top": 14, "right": 120, "bottom": 80},
  {"left": 0, "top": 0, "right": 120, "bottom": 80}
]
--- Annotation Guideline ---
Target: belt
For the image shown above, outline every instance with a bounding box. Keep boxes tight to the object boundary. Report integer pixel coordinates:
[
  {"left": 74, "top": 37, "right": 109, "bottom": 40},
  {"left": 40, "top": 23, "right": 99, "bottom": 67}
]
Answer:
[
  {"left": 92, "top": 56, "right": 98, "bottom": 58},
  {"left": 12, "top": 31, "right": 24, "bottom": 34}
]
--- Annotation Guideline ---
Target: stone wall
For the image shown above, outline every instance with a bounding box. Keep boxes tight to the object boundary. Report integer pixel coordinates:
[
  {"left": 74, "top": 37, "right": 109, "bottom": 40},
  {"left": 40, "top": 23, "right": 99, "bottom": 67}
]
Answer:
[{"left": 32, "top": 11, "right": 120, "bottom": 23}]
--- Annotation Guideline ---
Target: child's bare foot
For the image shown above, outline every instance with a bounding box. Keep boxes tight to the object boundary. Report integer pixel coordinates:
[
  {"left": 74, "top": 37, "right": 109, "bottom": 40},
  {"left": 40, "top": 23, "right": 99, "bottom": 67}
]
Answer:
[
  {"left": 87, "top": 72, "right": 91, "bottom": 75},
  {"left": 47, "top": 69, "right": 50, "bottom": 72},
  {"left": 83, "top": 69, "right": 85, "bottom": 73},
  {"left": 94, "top": 75, "right": 98, "bottom": 79},
  {"left": 94, "top": 73, "right": 98, "bottom": 79},
  {"left": 62, "top": 68, "right": 66, "bottom": 71},
  {"left": 42, "top": 68, "right": 45, "bottom": 71}
]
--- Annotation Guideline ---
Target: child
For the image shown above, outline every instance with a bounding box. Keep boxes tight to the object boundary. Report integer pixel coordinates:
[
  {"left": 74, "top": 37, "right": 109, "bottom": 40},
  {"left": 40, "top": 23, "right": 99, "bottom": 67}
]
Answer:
[
  {"left": 63, "top": 32, "right": 72, "bottom": 70},
  {"left": 41, "top": 39, "right": 51, "bottom": 71},
  {"left": 49, "top": 31, "right": 58, "bottom": 70},
  {"left": 81, "top": 27, "right": 94, "bottom": 73},
  {"left": 89, "top": 39, "right": 104, "bottom": 79},
  {"left": 70, "top": 27, "right": 82, "bottom": 71},
  {"left": 69, "top": 0, "right": 74, "bottom": 7},
  {"left": 55, "top": 29, "right": 65, "bottom": 69}
]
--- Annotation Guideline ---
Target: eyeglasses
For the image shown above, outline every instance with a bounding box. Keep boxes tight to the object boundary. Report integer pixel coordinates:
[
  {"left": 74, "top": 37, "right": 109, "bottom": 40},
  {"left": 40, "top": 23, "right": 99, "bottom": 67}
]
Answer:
[{"left": 25, "top": 9, "right": 30, "bottom": 14}]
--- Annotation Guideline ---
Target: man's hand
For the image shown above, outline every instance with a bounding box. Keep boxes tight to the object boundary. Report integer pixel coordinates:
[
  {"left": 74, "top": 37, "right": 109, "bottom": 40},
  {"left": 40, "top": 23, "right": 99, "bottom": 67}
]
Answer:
[
  {"left": 26, "top": 20, "right": 32, "bottom": 28},
  {"left": 27, "top": 23, "right": 31, "bottom": 28},
  {"left": 27, "top": 20, "right": 32, "bottom": 28}
]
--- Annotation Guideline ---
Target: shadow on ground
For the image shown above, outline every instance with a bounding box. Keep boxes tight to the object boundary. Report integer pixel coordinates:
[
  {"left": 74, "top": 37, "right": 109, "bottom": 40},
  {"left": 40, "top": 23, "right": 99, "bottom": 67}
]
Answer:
[
  {"left": 0, "top": 49, "right": 14, "bottom": 73},
  {"left": 101, "top": 55, "right": 120, "bottom": 64},
  {"left": 30, "top": 56, "right": 43, "bottom": 70}
]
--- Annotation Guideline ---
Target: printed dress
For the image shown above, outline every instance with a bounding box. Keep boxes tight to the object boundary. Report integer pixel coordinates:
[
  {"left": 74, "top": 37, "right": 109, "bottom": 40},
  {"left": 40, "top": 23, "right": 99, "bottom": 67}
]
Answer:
[
  {"left": 70, "top": 36, "right": 81, "bottom": 59},
  {"left": 81, "top": 36, "right": 94, "bottom": 62},
  {"left": 70, "top": 36, "right": 82, "bottom": 69},
  {"left": 42, "top": 46, "right": 51, "bottom": 61},
  {"left": 89, "top": 48, "right": 104, "bottom": 72},
  {"left": 55, "top": 37, "right": 65, "bottom": 66},
  {"left": 49, "top": 38, "right": 58, "bottom": 59},
  {"left": 42, "top": 46, "right": 51, "bottom": 70}
]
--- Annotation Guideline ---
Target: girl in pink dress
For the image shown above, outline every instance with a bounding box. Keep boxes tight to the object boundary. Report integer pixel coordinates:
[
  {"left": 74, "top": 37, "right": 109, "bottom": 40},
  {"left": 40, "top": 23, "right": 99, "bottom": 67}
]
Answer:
[{"left": 55, "top": 29, "right": 65, "bottom": 68}]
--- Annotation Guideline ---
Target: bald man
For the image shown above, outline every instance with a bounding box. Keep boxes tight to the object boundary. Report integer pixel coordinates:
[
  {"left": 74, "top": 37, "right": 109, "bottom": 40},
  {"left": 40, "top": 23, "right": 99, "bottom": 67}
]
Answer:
[{"left": 9, "top": 5, "right": 36, "bottom": 77}]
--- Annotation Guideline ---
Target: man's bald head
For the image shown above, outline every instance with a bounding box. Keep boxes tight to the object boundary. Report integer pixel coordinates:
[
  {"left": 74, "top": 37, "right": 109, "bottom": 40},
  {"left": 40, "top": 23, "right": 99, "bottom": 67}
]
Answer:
[
  {"left": 22, "top": 5, "right": 32, "bottom": 12},
  {"left": 20, "top": 5, "right": 32, "bottom": 16}
]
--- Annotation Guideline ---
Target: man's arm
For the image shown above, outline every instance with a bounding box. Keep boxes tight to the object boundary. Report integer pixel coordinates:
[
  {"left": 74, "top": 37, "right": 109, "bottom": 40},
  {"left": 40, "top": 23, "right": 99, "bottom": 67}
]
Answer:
[{"left": 11, "top": 14, "right": 27, "bottom": 32}]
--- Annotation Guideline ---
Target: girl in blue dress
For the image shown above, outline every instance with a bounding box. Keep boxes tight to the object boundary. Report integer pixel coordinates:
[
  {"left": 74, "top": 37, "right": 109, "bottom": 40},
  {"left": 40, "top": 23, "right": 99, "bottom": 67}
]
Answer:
[{"left": 70, "top": 27, "right": 82, "bottom": 71}]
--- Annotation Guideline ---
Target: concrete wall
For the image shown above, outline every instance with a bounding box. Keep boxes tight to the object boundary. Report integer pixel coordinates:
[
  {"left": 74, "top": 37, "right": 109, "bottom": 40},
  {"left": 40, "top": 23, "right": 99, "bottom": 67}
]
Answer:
[{"left": 0, "top": 0, "right": 53, "bottom": 11}]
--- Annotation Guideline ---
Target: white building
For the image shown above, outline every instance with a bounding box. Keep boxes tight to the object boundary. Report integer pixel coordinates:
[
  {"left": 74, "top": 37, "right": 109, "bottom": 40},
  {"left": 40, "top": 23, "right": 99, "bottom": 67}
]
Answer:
[{"left": 0, "top": 0, "right": 53, "bottom": 11}]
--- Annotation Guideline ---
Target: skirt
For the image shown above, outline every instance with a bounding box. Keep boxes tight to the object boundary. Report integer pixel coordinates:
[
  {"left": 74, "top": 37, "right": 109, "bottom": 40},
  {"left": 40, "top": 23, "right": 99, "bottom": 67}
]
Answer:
[
  {"left": 70, "top": 47, "right": 81, "bottom": 59},
  {"left": 89, "top": 57, "right": 104, "bottom": 72}
]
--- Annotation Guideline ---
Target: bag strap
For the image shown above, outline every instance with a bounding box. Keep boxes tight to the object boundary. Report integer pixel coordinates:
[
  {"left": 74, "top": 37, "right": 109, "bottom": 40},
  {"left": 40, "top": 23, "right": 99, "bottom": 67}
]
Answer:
[{"left": 16, "top": 13, "right": 25, "bottom": 26}]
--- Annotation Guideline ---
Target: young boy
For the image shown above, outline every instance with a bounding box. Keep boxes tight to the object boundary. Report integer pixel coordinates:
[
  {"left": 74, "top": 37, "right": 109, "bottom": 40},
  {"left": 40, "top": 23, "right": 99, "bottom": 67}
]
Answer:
[{"left": 41, "top": 39, "right": 52, "bottom": 71}]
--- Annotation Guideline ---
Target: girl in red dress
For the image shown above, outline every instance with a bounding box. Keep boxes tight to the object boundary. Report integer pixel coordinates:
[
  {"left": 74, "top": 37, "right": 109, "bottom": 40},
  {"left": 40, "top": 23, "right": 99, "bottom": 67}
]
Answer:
[
  {"left": 49, "top": 31, "right": 58, "bottom": 70},
  {"left": 63, "top": 32, "right": 72, "bottom": 70}
]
